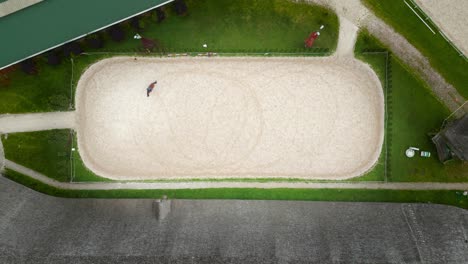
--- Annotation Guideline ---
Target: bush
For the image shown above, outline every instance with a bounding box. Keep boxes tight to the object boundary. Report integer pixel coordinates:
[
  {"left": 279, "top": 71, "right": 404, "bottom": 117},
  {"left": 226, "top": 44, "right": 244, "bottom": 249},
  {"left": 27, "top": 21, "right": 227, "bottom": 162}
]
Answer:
[
  {"left": 0, "top": 66, "right": 16, "bottom": 87},
  {"left": 45, "top": 52, "right": 61, "bottom": 66},
  {"left": 86, "top": 35, "right": 104, "bottom": 49},
  {"left": 130, "top": 17, "right": 142, "bottom": 31},
  {"left": 63, "top": 42, "right": 83, "bottom": 57},
  {"left": 20, "top": 59, "right": 37, "bottom": 75},
  {"left": 173, "top": 0, "right": 187, "bottom": 16},
  {"left": 108, "top": 24, "right": 125, "bottom": 42},
  {"left": 156, "top": 7, "right": 166, "bottom": 23}
]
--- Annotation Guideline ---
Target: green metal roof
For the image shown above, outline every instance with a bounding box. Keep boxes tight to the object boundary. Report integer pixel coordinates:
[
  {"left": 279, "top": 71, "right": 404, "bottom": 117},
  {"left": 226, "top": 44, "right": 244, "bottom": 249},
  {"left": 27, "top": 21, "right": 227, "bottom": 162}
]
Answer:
[{"left": 0, "top": 0, "right": 171, "bottom": 69}]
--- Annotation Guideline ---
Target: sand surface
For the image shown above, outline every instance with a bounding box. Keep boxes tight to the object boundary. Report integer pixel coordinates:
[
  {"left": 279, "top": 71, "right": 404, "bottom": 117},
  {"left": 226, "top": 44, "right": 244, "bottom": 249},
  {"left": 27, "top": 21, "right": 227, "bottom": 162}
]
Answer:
[
  {"left": 414, "top": 0, "right": 468, "bottom": 56},
  {"left": 76, "top": 57, "right": 384, "bottom": 180}
]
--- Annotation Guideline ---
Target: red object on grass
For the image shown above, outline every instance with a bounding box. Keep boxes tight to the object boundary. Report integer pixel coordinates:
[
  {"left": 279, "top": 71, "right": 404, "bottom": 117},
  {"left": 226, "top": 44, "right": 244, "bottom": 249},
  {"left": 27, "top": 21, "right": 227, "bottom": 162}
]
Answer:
[
  {"left": 304, "top": 32, "right": 319, "bottom": 48},
  {"left": 141, "top": 37, "right": 156, "bottom": 49}
]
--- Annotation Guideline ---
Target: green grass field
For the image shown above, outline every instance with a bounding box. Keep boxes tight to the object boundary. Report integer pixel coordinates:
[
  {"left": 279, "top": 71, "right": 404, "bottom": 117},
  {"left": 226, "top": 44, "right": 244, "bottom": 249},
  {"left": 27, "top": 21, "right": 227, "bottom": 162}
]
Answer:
[
  {"left": 0, "top": 60, "right": 71, "bottom": 113},
  {"left": 362, "top": 0, "right": 468, "bottom": 99},
  {"left": 1, "top": 130, "right": 71, "bottom": 182},
  {"left": 92, "top": 0, "right": 338, "bottom": 52}
]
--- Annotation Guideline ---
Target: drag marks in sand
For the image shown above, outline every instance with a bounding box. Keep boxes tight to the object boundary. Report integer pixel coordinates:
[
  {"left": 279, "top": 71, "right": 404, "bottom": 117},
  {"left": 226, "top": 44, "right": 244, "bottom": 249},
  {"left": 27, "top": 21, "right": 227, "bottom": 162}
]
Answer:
[{"left": 76, "top": 57, "right": 384, "bottom": 180}]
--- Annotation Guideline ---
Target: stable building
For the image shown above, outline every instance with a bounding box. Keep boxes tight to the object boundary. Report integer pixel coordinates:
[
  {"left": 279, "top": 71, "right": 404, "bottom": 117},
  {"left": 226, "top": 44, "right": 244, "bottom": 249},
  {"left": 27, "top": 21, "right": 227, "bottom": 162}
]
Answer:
[{"left": 432, "top": 115, "right": 468, "bottom": 162}]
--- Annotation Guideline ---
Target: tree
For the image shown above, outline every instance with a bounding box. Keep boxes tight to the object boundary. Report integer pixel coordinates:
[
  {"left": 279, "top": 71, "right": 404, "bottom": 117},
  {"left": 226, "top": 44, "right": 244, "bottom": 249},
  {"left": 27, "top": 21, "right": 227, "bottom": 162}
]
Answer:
[
  {"left": 130, "top": 17, "right": 142, "bottom": 31},
  {"left": 156, "top": 7, "right": 166, "bottom": 23},
  {"left": 108, "top": 24, "right": 125, "bottom": 42},
  {"left": 86, "top": 35, "right": 104, "bottom": 49},
  {"left": 63, "top": 42, "right": 83, "bottom": 57},
  {"left": 0, "top": 65, "right": 16, "bottom": 87},
  {"left": 173, "top": 0, "right": 187, "bottom": 16},
  {"left": 46, "top": 51, "right": 61, "bottom": 66},
  {"left": 20, "top": 59, "right": 37, "bottom": 75}
]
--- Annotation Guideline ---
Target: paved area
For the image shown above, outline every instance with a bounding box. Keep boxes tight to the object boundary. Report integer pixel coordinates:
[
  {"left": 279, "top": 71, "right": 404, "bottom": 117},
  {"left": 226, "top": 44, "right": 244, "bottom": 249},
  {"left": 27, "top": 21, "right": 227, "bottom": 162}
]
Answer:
[
  {"left": 5, "top": 160, "right": 468, "bottom": 190},
  {"left": 0, "top": 177, "right": 467, "bottom": 263},
  {"left": 0, "top": 112, "right": 75, "bottom": 133}
]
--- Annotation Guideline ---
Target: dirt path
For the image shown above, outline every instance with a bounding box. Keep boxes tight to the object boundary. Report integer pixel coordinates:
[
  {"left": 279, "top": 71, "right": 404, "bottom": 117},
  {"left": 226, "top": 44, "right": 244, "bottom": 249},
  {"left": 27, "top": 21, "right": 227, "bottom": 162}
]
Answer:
[
  {"left": 335, "top": 16, "right": 359, "bottom": 58},
  {"left": 4, "top": 160, "right": 468, "bottom": 190},
  {"left": 306, "top": 0, "right": 466, "bottom": 113},
  {"left": 0, "top": 112, "right": 75, "bottom": 133}
]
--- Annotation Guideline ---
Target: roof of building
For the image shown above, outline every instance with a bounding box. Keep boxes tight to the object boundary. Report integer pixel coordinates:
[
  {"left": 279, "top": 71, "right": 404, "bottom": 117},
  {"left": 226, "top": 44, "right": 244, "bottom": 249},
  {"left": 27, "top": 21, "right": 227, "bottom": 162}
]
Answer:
[
  {"left": 432, "top": 114, "right": 468, "bottom": 162},
  {"left": 0, "top": 0, "right": 170, "bottom": 70}
]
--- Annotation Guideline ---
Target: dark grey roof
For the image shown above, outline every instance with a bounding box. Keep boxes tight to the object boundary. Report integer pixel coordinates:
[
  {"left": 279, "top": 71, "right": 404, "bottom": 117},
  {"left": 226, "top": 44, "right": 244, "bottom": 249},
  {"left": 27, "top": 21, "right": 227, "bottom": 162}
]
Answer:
[
  {"left": 1, "top": 177, "right": 468, "bottom": 263},
  {"left": 432, "top": 133, "right": 452, "bottom": 162},
  {"left": 443, "top": 115, "right": 468, "bottom": 160},
  {"left": 432, "top": 114, "right": 468, "bottom": 161}
]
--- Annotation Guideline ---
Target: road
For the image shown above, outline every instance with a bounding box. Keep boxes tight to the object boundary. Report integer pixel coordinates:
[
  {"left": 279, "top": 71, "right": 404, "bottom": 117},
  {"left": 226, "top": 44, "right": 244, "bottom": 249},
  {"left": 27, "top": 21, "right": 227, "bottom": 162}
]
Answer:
[{"left": 0, "top": 176, "right": 467, "bottom": 263}]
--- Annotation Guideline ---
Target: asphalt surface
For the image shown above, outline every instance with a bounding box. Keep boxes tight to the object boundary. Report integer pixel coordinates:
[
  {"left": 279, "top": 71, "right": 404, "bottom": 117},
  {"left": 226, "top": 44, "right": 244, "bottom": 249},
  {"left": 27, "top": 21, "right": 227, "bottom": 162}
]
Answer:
[{"left": 0, "top": 176, "right": 467, "bottom": 264}]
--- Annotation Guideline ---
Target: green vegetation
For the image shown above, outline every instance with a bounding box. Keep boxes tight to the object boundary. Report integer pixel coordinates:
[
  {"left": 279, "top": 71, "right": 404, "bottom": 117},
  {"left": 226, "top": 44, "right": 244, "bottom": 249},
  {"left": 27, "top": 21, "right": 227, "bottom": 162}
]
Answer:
[
  {"left": 99, "top": 0, "right": 338, "bottom": 52},
  {"left": 0, "top": 60, "right": 71, "bottom": 113},
  {"left": 1, "top": 130, "right": 71, "bottom": 182},
  {"left": 362, "top": 0, "right": 468, "bottom": 98},
  {"left": 355, "top": 30, "right": 468, "bottom": 182},
  {"left": 0, "top": 0, "right": 338, "bottom": 114},
  {"left": 4, "top": 169, "right": 468, "bottom": 209}
]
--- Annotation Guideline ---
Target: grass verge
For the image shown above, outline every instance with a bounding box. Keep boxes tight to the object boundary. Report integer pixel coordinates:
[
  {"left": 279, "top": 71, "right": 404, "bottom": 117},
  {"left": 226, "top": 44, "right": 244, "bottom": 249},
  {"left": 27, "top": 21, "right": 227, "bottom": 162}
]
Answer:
[
  {"left": 3, "top": 169, "right": 467, "bottom": 209},
  {"left": 1, "top": 130, "right": 71, "bottom": 182}
]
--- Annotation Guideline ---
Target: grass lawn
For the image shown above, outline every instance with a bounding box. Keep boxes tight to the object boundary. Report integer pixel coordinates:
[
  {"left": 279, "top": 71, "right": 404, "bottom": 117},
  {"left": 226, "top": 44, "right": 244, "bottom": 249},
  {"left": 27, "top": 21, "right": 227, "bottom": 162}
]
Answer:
[
  {"left": 362, "top": 0, "right": 468, "bottom": 99},
  {"left": 4, "top": 169, "right": 468, "bottom": 209},
  {"left": 91, "top": 0, "right": 338, "bottom": 53},
  {"left": 1, "top": 130, "right": 71, "bottom": 182},
  {"left": 0, "top": 0, "right": 338, "bottom": 115},
  {"left": 0, "top": 60, "right": 71, "bottom": 114},
  {"left": 355, "top": 30, "right": 468, "bottom": 182}
]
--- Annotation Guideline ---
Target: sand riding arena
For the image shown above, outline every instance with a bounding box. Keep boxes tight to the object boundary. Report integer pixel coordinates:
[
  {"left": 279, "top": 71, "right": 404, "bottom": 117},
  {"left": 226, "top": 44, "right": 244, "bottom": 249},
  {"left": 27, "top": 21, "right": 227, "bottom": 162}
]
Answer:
[{"left": 76, "top": 57, "right": 384, "bottom": 180}]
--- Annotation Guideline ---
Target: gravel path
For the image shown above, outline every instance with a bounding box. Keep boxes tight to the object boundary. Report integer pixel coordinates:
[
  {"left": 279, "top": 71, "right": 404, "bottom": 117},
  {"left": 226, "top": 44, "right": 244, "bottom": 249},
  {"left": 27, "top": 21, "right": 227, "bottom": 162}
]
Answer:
[
  {"left": 5, "top": 160, "right": 468, "bottom": 191},
  {"left": 306, "top": 0, "right": 467, "bottom": 113},
  {"left": 414, "top": 0, "right": 468, "bottom": 56},
  {"left": 335, "top": 16, "right": 358, "bottom": 58},
  {"left": 0, "top": 112, "right": 75, "bottom": 133}
]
